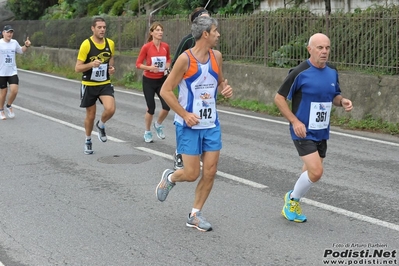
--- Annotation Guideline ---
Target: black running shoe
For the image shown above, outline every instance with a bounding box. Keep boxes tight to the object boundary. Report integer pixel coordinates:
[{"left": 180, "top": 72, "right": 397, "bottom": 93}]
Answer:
[
  {"left": 96, "top": 120, "right": 107, "bottom": 142},
  {"left": 173, "top": 152, "right": 184, "bottom": 170},
  {"left": 84, "top": 140, "right": 93, "bottom": 155}
]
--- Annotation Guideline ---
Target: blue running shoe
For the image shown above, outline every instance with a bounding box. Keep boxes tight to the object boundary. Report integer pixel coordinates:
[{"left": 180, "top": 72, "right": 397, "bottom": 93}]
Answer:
[
  {"left": 281, "top": 190, "right": 307, "bottom": 223},
  {"left": 186, "top": 211, "right": 212, "bottom": 232}
]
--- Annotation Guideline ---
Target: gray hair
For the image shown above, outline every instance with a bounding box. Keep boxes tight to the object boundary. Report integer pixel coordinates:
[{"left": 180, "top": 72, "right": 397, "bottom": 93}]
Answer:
[
  {"left": 191, "top": 16, "right": 218, "bottom": 41},
  {"left": 308, "top": 35, "right": 313, "bottom": 47}
]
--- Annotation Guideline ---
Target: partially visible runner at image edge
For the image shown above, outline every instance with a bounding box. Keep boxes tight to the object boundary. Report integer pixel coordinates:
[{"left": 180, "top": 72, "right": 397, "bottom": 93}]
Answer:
[
  {"left": 274, "top": 33, "right": 353, "bottom": 223},
  {"left": 136, "top": 22, "right": 171, "bottom": 143},
  {"left": 0, "top": 25, "right": 31, "bottom": 120},
  {"left": 171, "top": 7, "right": 210, "bottom": 171},
  {"left": 75, "top": 16, "right": 116, "bottom": 155},
  {"left": 156, "top": 16, "right": 233, "bottom": 232}
]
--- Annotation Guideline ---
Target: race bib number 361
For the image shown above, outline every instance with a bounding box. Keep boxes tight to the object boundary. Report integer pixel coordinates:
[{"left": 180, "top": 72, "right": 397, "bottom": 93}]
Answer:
[{"left": 308, "top": 102, "right": 332, "bottom": 130}]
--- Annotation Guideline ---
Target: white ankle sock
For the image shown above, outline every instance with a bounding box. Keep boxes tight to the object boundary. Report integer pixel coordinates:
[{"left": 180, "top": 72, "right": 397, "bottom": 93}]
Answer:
[
  {"left": 191, "top": 208, "right": 200, "bottom": 215},
  {"left": 167, "top": 173, "right": 173, "bottom": 183},
  {"left": 98, "top": 120, "right": 105, "bottom": 128}
]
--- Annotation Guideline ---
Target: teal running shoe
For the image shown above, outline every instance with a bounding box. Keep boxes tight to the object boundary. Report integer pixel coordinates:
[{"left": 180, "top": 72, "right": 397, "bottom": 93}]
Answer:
[
  {"left": 144, "top": 131, "right": 153, "bottom": 143},
  {"left": 153, "top": 122, "right": 165, "bottom": 139},
  {"left": 281, "top": 190, "right": 307, "bottom": 223}
]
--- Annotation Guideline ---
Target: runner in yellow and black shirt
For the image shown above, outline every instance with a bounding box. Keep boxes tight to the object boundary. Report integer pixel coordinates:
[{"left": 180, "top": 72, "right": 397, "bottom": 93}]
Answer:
[{"left": 75, "top": 16, "right": 116, "bottom": 155}]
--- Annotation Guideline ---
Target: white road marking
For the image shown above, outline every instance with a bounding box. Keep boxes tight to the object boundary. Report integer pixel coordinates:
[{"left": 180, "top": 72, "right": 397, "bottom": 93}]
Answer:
[
  {"left": 20, "top": 70, "right": 399, "bottom": 146},
  {"left": 136, "top": 147, "right": 268, "bottom": 189},
  {"left": 217, "top": 110, "right": 399, "bottom": 146},
  {"left": 302, "top": 198, "right": 399, "bottom": 232},
  {"left": 136, "top": 147, "right": 398, "bottom": 232},
  {"left": 16, "top": 71, "right": 399, "bottom": 234},
  {"left": 16, "top": 104, "right": 399, "bottom": 232},
  {"left": 14, "top": 105, "right": 125, "bottom": 143},
  {"left": 113, "top": 87, "right": 399, "bottom": 147},
  {"left": 20, "top": 69, "right": 82, "bottom": 83}
]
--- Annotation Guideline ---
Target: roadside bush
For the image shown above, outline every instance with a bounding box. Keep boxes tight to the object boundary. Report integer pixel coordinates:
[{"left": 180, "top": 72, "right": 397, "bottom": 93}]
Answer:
[{"left": 30, "top": 31, "right": 45, "bottom": 47}]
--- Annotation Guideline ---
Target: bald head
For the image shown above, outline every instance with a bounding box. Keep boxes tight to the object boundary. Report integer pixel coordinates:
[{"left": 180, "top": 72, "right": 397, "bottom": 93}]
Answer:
[
  {"left": 308, "top": 33, "right": 330, "bottom": 47},
  {"left": 307, "top": 33, "right": 331, "bottom": 68}
]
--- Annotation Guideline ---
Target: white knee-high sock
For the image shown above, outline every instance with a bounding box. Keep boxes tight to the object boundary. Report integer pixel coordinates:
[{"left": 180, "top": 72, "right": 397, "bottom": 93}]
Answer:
[{"left": 290, "top": 171, "right": 313, "bottom": 199}]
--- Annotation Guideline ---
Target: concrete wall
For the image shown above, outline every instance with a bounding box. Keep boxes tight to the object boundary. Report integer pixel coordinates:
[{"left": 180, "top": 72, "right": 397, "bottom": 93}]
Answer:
[
  {"left": 30, "top": 47, "right": 399, "bottom": 123},
  {"left": 260, "top": 0, "right": 398, "bottom": 13}
]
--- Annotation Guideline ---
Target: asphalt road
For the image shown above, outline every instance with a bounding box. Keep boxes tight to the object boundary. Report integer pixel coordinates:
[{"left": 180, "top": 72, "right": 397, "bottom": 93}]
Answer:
[{"left": 0, "top": 70, "right": 398, "bottom": 266}]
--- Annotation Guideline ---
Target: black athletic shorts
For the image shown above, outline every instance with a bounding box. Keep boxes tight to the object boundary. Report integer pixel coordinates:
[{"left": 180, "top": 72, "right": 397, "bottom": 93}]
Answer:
[
  {"left": 293, "top": 139, "right": 327, "bottom": 158},
  {"left": 80, "top": 83, "right": 114, "bottom": 108},
  {"left": 0, "top": 75, "right": 19, "bottom": 89}
]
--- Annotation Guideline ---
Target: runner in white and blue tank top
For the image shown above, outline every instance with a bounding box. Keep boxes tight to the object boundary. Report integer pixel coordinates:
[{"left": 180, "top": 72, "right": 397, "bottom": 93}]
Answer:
[
  {"left": 155, "top": 16, "right": 234, "bottom": 232},
  {"left": 174, "top": 48, "right": 220, "bottom": 129}
]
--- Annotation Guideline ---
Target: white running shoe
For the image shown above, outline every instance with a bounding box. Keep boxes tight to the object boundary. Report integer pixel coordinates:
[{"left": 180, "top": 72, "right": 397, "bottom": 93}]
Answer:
[
  {"left": 0, "top": 111, "right": 6, "bottom": 120},
  {"left": 5, "top": 107, "right": 15, "bottom": 118}
]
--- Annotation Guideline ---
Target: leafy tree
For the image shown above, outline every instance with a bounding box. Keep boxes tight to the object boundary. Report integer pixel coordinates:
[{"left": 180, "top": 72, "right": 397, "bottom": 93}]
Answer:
[
  {"left": 8, "top": 0, "right": 263, "bottom": 20},
  {"left": 218, "top": 0, "right": 261, "bottom": 14},
  {"left": 78, "top": 0, "right": 103, "bottom": 17},
  {"left": 109, "top": 0, "right": 129, "bottom": 16},
  {"left": 135, "top": 0, "right": 261, "bottom": 16},
  {"left": 6, "top": 0, "right": 58, "bottom": 20},
  {"left": 41, "top": 1, "right": 74, "bottom": 20}
]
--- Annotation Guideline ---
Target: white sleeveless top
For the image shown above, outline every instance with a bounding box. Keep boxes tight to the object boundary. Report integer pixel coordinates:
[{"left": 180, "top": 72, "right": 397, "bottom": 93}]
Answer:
[{"left": 175, "top": 49, "right": 220, "bottom": 129}]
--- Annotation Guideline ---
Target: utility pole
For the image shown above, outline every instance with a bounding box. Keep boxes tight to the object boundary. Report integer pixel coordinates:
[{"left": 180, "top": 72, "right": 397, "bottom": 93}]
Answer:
[
  {"left": 325, "top": 0, "right": 331, "bottom": 36},
  {"left": 325, "top": 0, "right": 331, "bottom": 13}
]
